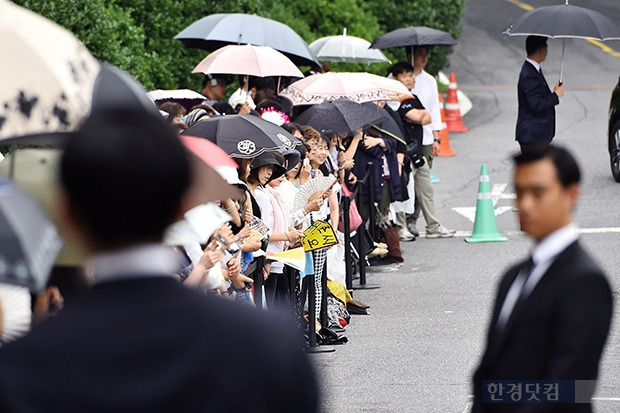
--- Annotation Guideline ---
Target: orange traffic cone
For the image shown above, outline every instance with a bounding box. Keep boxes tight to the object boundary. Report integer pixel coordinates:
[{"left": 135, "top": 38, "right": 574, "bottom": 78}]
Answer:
[
  {"left": 445, "top": 72, "right": 468, "bottom": 133},
  {"left": 436, "top": 93, "right": 456, "bottom": 157}
]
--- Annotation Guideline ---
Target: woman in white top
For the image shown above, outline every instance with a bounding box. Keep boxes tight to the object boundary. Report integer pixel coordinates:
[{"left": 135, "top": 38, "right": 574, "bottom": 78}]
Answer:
[{"left": 250, "top": 152, "right": 304, "bottom": 311}]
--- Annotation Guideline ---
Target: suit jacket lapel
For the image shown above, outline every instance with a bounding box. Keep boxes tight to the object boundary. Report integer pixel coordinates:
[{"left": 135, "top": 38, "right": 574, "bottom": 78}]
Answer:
[
  {"left": 481, "top": 264, "right": 523, "bottom": 364},
  {"left": 525, "top": 60, "right": 550, "bottom": 92}
]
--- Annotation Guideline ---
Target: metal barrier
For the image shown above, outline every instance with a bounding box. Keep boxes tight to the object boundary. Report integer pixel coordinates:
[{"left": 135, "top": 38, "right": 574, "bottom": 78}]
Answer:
[{"left": 342, "top": 162, "right": 380, "bottom": 291}]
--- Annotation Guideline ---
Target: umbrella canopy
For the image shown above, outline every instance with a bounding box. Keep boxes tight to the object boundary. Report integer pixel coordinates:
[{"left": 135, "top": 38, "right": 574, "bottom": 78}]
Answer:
[
  {"left": 354, "top": 73, "right": 413, "bottom": 102},
  {"left": 0, "top": 0, "right": 101, "bottom": 140},
  {"left": 280, "top": 72, "right": 398, "bottom": 106},
  {"left": 181, "top": 115, "right": 300, "bottom": 159},
  {"left": 0, "top": 64, "right": 161, "bottom": 148},
  {"left": 148, "top": 89, "right": 206, "bottom": 112},
  {"left": 179, "top": 135, "right": 238, "bottom": 169},
  {"left": 175, "top": 13, "right": 319, "bottom": 66},
  {"left": 370, "top": 26, "right": 457, "bottom": 49},
  {"left": 294, "top": 98, "right": 385, "bottom": 135},
  {"left": 192, "top": 44, "right": 304, "bottom": 78},
  {"left": 501, "top": 2, "right": 620, "bottom": 41},
  {"left": 0, "top": 174, "right": 62, "bottom": 293},
  {"left": 309, "top": 28, "right": 390, "bottom": 64},
  {"left": 362, "top": 103, "right": 407, "bottom": 145},
  {"left": 148, "top": 89, "right": 206, "bottom": 102},
  {"left": 91, "top": 63, "right": 159, "bottom": 115}
]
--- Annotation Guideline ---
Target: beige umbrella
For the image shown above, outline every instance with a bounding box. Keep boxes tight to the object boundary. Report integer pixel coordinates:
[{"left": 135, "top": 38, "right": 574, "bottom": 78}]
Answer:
[
  {"left": 280, "top": 72, "right": 411, "bottom": 106},
  {"left": 0, "top": 0, "right": 100, "bottom": 140}
]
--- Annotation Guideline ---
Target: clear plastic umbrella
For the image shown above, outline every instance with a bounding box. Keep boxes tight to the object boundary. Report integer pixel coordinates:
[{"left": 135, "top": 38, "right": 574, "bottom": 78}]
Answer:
[{"left": 309, "top": 29, "right": 390, "bottom": 64}]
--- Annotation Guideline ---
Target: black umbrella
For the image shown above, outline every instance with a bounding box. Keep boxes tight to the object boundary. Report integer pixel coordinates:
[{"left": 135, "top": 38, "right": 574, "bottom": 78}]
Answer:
[
  {"left": 369, "top": 26, "right": 457, "bottom": 49},
  {"left": 174, "top": 13, "right": 319, "bottom": 67},
  {"left": 294, "top": 98, "right": 384, "bottom": 135},
  {"left": 501, "top": 1, "right": 620, "bottom": 83},
  {"left": 0, "top": 174, "right": 62, "bottom": 293},
  {"left": 361, "top": 103, "right": 407, "bottom": 145},
  {"left": 181, "top": 115, "right": 300, "bottom": 159}
]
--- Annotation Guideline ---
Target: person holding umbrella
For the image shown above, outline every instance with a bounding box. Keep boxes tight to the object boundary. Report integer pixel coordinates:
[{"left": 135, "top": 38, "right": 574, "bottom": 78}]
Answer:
[
  {"left": 200, "top": 73, "right": 229, "bottom": 106},
  {"left": 403, "top": 46, "right": 449, "bottom": 238},
  {"left": 516, "top": 36, "right": 564, "bottom": 153}
]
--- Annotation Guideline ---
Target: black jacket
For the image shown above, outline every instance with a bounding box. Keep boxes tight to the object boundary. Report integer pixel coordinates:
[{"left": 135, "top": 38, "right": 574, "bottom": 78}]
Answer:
[
  {"left": 0, "top": 277, "right": 318, "bottom": 413},
  {"left": 472, "top": 241, "right": 613, "bottom": 412},
  {"left": 516, "top": 61, "right": 560, "bottom": 144}
]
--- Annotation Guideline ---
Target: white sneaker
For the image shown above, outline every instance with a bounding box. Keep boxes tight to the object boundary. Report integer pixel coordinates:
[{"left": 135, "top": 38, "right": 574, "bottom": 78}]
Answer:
[
  {"left": 398, "top": 228, "right": 414, "bottom": 241},
  {"left": 426, "top": 226, "right": 455, "bottom": 239}
]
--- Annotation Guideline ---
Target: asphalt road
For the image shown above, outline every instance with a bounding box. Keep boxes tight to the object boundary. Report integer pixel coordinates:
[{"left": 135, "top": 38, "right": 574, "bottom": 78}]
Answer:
[{"left": 313, "top": 1, "right": 620, "bottom": 412}]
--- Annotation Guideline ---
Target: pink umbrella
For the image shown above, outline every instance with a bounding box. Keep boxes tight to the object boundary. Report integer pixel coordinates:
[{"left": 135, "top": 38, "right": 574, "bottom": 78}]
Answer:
[
  {"left": 179, "top": 135, "right": 244, "bottom": 197},
  {"left": 179, "top": 135, "right": 237, "bottom": 169},
  {"left": 191, "top": 44, "right": 304, "bottom": 78}
]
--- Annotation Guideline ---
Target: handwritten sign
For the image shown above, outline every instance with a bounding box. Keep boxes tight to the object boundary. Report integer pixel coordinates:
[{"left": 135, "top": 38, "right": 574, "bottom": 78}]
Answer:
[{"left": 301, "top": 220, "right": 338, "bottom": 252}]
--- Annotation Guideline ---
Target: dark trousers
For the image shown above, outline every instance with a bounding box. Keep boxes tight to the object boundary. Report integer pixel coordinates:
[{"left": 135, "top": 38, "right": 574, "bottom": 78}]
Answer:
[{"left": 519, "top": 141, "right": 550, "bottom": 155}]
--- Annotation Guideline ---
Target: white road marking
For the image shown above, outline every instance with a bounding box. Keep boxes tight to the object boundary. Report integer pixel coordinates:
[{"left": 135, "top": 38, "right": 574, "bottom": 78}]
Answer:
[
  {"left": 454, "top": 183, "right": 515, "bottom": 223},
  {"left": 452, "top": 206, "right": 513, "bottom": 223},
  {"left": 424, "top": 228, "right": 620, "bottom": 237}
]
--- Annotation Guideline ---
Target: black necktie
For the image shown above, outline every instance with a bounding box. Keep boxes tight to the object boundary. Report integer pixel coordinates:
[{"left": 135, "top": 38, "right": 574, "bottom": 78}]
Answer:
[
  {"left": 496, "top": 256, "right": 534, "bottom": 330},
  {"left": 522, "top": 256, "right": 534, "bottom": 278}
]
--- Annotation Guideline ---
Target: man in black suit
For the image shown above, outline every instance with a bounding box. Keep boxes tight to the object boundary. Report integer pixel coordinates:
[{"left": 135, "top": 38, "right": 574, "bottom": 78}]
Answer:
[
  {"left": 472, "top": 145, "right": 613, "bottom": 412},
  {"left": 0, "top": 108, "right": 319, "bottom": 412},
  {"left": 516, "top": 36, "right": 565, "bottom": 153}
]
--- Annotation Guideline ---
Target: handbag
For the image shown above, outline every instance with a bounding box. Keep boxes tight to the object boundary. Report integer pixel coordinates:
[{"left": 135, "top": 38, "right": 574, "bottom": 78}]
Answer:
[{"left": 338, "top": 181, "right": 363, "bottom": 233}]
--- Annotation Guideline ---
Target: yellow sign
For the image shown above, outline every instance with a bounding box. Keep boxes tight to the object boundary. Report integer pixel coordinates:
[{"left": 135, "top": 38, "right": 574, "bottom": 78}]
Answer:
[
  {"left": 268, "top": 247, "right": 306, "bottom": 271},
  {"left": 301, "top": 220, "right": 339, "bottom": 252}
]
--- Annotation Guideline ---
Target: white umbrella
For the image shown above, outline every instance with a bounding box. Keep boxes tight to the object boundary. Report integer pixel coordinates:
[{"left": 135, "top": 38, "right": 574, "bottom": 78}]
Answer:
[
  {"left": 309, "top": 29, "right": 390, "bottom": 64},
  {"left": 147, "top": 89, "right": 206, "bottom": 102},
  {"left": 0, "top": 0, "right": 100, "bottom": 140}
]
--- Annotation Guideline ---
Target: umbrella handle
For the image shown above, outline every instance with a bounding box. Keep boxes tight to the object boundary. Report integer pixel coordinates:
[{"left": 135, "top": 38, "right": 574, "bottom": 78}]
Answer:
[{"left": 559, "top": 39, "right": 565, "bottom": 86}]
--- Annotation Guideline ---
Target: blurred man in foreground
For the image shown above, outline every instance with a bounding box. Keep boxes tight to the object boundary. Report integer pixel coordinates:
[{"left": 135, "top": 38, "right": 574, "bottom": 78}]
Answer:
[
  {"left": 472, "top": 145, "right": 613, "bottom": 412},
  {"left": 0, "top": 107, "right": 319, "bottom": 413}
]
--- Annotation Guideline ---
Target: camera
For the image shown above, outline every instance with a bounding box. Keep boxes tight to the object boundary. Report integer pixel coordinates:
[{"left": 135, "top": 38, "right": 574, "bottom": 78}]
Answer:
[
  {"left": 411, "top": 153, "right": 426, "bottom": 169},
  {"left": 215, "top": 234, "right": 240, "bottom": 255}
]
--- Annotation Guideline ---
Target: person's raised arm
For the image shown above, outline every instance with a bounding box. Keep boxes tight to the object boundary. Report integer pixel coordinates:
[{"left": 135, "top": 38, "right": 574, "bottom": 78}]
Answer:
[
  {"left": 404, "top": 108, "right": 431, "bottom": 125},
  {"left": 344, "top": 129, "right": 364, "bottom": 161}
]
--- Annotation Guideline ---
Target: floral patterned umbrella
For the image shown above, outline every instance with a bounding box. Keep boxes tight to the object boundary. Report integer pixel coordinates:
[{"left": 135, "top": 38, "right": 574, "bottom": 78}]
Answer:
[{"left": 0, "top": 0, "right": 100, "bottom": 140}]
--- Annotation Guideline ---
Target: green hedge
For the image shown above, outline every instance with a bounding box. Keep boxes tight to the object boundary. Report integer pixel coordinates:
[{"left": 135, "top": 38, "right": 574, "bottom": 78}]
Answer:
[{"left": 13, "top": 0, "right": 464, "bottom": 91}]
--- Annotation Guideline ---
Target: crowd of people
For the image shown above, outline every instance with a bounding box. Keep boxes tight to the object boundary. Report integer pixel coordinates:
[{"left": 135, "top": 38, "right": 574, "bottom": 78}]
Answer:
[
  {"left": 0, "top": 46, "right": 459, "bottom": 346},
  {"left": 0, "top": 45, "right": 456, "bottom": 410},
  {"left": 152, "top": 48, "right": 457, "bottom": 332}
]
